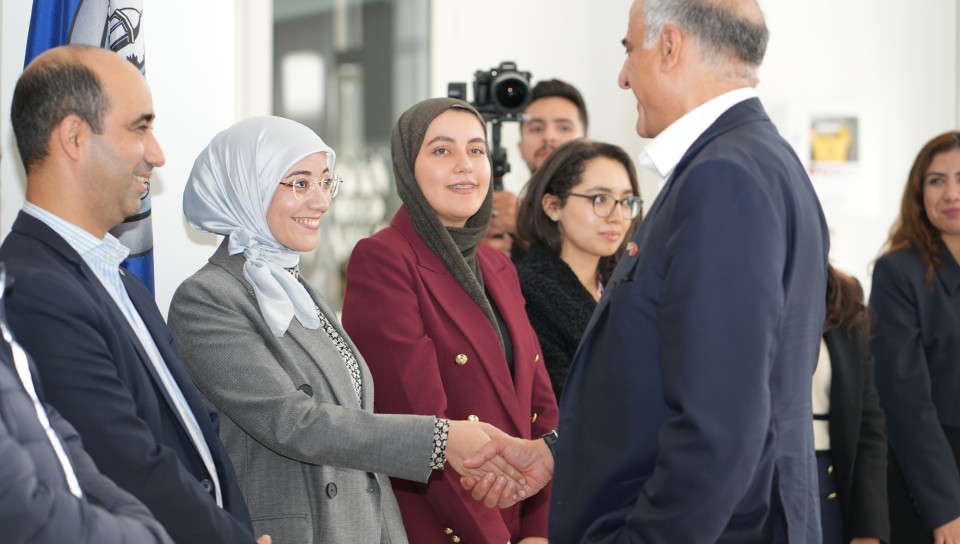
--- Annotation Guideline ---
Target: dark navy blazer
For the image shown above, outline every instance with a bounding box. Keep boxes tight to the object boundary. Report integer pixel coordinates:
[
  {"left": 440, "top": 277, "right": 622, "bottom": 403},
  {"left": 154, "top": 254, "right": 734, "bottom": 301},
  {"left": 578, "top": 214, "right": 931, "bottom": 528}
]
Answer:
[
  {"left": 0, "top": 212, "right": 254, "bottom": 544},
  {"left": 870, "top": 245, "right": 960, "bottom": 530},
  {"left": 550, "top": 98, "right": 829, "bottom": 543}
]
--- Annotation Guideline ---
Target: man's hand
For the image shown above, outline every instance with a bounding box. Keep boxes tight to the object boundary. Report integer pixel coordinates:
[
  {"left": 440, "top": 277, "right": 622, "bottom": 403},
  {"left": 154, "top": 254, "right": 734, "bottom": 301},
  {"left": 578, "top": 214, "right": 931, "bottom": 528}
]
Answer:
[
  {"left": 849, "top": 538, "right": 879, "bottom": 544},
  {"left": 256, "top": 535, "right": 272, "bottom": 544},
  {"left": 934, "top": 516, "right": 960, "bottom": 544},
  {"left": 460, "top": 434, "right": 554, "bottom": 508},
  {"left": 444, "top": 420, "right": 526, "bottom": 504},
  {"left": 491, "top": 190, "right": 518, "bottom": 236},
  {"left": 482, "top": 190, "right": 519, "bottom": 257}
]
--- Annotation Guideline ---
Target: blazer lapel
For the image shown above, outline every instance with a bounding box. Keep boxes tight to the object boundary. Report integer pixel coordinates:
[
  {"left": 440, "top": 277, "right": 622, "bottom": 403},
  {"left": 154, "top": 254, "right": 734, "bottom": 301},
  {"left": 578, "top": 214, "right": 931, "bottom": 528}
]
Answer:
[
  {"left": 122, "top": 271, "right": 219, "bottom": 447},
  {"left": 393, "top": 212, "right": 524, "bottom": 428},
  {"left": 479, "top": 253, "right": 527, "bottom": 433},
  {"left": 290, "top": 283, "right": 363, "bottom": 410},
  {"left": 575, "top": 98, "right": 772, "bottom": 360},
  {"left": 209, "top": 239, "right": 361, "bottom": 410},
  {"left": 824, "top": 328, "right": 860, "bottom": 464},
  {"left": 13, "top": 213, "right": 191, "bottom": 438}
]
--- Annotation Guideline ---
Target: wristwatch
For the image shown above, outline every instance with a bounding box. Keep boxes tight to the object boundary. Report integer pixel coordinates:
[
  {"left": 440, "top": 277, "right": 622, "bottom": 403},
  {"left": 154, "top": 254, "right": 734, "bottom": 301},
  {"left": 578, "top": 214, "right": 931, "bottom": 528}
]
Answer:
[{"left": 540, "top": 429, "right": 558, "bottom": 458}]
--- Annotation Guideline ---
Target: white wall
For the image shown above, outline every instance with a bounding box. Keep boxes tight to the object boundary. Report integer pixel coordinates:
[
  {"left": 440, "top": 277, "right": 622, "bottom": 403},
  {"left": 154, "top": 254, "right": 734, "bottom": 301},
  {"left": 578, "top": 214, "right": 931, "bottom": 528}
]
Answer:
[
  {"left": 759, "top": 1, "right": 957, "bottom": 289},
  {"left": 1, "top": 1, "right": 957, "bottom": 312},
  {"left": 430, "top": 0, "right": 958, "bottom": 292},
  {"left": 0, "top": 0, "right": 273, "bottom": 316},
  {"left": 429, "top": 0, "right": 646, "bottom": 197}
]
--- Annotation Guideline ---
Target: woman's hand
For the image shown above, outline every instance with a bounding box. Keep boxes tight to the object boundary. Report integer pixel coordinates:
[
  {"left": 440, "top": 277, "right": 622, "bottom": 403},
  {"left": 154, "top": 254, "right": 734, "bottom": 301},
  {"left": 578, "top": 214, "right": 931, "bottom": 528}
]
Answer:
[
  {"left": 935, "top": 516, "right": 960, "bottom": 544},
  {"left": 517, "top": 538, "right": 548, "bottom": 544},
  {"left": 444, "top": 420, "right": 525, "bottom": 503}
]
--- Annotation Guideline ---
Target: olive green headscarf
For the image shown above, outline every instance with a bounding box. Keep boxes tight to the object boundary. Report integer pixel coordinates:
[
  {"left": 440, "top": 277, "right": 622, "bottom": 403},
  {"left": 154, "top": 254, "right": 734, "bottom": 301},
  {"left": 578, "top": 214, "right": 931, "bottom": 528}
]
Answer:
[{"left": 391, "top": 97, "right": 503, "bottom": 351}]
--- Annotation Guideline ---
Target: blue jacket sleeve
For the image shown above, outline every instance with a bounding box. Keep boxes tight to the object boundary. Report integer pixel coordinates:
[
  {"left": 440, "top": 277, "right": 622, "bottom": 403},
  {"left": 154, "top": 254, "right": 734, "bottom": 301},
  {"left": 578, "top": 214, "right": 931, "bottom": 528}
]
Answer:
[{"left": 0, "top": 389, "right": 173, "bottom": 543}]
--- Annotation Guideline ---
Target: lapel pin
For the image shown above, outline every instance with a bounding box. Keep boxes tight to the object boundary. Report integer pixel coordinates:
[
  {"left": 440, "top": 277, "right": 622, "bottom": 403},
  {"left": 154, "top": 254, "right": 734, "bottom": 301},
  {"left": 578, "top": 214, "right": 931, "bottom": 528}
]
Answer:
[{"left": 626, "top": 242, "right": 638, "bottom": 257}]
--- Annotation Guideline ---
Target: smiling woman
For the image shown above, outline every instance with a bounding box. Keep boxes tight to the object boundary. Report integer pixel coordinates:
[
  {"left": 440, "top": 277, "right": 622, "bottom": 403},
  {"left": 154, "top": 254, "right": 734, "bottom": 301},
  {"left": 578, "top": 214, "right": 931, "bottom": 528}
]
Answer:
[
  {"left": 342, "top": 98, "right": 558, "bottom": 544},
  {"left": 870, "top": 131, "right": 960, "bottom": 543},
  {"left": 266, "top": 153, "right": 333, "bottom": 252}
]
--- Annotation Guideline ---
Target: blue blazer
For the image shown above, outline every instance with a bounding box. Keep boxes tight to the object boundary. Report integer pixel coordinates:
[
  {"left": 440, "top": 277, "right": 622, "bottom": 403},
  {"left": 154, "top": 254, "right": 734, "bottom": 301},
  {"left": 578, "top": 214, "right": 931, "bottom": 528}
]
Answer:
[
  {"left": 0, "top": 212, "right": 254, "bottom": 544},
  {"left": 550, "top": 98, "right": 829, "bottom": 543}
]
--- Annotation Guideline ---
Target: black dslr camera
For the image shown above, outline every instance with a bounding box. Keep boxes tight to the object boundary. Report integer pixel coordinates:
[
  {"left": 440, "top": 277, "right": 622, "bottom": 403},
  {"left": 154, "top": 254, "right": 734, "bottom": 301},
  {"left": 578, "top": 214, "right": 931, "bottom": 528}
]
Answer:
[
  {"left": 448, "top": 61, "right": 532, "bottom": 189},
  {"left": 448, "top": 61, "right": 532, "bottom": 122}
]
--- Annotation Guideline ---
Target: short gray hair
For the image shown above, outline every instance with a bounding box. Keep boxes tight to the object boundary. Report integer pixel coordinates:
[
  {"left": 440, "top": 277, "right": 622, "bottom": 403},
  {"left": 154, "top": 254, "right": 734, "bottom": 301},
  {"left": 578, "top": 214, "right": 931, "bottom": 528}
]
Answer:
[{"left": 642, "top": 0, "right": 768, "bottom": 78}]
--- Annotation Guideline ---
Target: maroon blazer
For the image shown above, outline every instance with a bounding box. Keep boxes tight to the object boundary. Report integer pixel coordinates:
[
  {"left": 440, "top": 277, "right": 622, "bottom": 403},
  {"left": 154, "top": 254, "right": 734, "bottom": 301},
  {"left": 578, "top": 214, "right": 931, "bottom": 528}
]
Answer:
[{"left": 342, "top": 206, "right": 558, "bottom": 544}]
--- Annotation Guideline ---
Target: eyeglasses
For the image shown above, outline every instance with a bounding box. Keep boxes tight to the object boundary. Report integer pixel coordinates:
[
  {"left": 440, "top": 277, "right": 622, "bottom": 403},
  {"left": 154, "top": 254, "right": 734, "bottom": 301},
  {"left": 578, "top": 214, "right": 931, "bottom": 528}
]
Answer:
[
  {"left": 278, "top": 174, "right": 343, "bottom": 201},
  {"left": 566, "top": 192, "right": 642, "bottom": 219}
]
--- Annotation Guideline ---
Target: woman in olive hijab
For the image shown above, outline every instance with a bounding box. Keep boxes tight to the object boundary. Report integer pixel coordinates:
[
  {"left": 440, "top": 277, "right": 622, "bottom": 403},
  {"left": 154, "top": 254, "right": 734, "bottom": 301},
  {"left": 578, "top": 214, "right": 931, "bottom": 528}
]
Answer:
[{"left": 343, "top": 98, "right": 558, "bottom": 544}]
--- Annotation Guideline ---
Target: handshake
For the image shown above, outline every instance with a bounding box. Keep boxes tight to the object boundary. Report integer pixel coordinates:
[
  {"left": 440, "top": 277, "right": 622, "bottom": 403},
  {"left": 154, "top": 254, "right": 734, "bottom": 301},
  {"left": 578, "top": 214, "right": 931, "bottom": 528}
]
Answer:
[{"left": 447, "top": 420, "right": 556, "bottom": 508}]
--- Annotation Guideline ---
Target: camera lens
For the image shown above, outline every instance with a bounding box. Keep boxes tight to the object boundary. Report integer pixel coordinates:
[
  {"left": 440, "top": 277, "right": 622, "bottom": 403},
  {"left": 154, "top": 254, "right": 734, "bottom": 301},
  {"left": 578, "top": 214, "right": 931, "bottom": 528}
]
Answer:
[
  {"left": 495, "top": 78, "right": 527, "bottom": 110},
  {"left": 493, "top": 77, "right": 528, "bottom": 112}
]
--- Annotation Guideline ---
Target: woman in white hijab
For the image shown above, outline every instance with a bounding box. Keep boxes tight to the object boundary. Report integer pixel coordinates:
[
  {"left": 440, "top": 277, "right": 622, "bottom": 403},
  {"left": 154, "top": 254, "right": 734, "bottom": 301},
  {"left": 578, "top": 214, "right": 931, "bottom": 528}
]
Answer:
[{"left": 167, "top": 116, "right": 525, "bottom": 544}]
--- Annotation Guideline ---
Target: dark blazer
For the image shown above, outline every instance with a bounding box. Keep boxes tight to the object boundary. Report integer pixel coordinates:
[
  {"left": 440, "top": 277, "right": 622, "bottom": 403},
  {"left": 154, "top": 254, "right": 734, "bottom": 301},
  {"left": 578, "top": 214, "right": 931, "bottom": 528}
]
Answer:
[
  {"left": 0, "top": 304, "right": 172, "bottom": 543},
  {"left": 342, "top": 206, "right": 559, "bottom": 544},
  {"left": 516, "top": 242, "right": 596, "bottom": 400},
  {"left": 870, "top": 245, "right": 960, "bottom": 533},
  {"left": 551, "top": 98, "right": 829, "bottom": 543},
  {"left": 822, "top": 326, "right": 890, "bottom": 542},
  {"left": 0, "top": 211, "right": 254, "bottom": 544}
]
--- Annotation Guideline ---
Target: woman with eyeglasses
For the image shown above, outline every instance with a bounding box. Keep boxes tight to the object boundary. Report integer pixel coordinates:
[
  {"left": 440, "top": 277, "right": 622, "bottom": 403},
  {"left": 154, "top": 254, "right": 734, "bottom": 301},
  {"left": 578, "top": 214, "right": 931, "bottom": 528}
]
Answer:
[
  {"left": 341, "top": 98, "right": 558, "bottom": 544},
  {"left": 167, "top": 116, "right": 527, "bottom": 544},
  {"left": 514, "top": 139, "right": 642, "bottom": 400}
]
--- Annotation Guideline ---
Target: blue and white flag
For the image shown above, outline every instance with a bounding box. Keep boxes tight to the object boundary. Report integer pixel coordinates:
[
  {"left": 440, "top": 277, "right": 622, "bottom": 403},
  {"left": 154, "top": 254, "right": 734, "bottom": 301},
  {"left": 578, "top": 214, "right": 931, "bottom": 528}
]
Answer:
[{"left": 25, "top": 0, "right": 155, "bottom": 293}]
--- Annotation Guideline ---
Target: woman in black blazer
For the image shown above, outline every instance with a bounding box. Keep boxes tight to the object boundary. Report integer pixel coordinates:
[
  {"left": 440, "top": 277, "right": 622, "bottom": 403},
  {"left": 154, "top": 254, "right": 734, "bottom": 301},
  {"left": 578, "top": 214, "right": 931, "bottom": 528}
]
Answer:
[
  {"left": 870, "top": 131, "right": 960, "bottom": 543},
  {"left": 816, "top": 265, "right": 889, "bottom": 544}
]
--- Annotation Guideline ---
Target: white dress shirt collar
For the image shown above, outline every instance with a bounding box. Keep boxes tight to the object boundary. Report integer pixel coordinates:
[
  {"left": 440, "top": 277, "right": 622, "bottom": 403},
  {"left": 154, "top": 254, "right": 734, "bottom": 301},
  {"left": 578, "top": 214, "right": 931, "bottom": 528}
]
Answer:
[{"left": 638, "top": 87, "right": 758, "bottom": 187}]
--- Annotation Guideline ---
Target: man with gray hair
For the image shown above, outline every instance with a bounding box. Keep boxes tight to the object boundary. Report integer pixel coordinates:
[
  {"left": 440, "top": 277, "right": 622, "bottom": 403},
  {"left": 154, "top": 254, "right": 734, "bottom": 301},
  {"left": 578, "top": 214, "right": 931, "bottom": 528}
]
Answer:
[{"left": 463, "top": 1, "right": 829, "bottom": 541}]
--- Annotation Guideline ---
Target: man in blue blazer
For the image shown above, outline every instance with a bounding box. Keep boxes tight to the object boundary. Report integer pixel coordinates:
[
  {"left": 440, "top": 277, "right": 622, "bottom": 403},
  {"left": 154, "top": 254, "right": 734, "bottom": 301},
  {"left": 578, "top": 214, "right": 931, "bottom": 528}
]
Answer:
[
  {"left": 0, "top": 45, "right": 264, "bottom": 544},
  {"left": 464, "top": 1, "right": 829, "bottom": 542}
]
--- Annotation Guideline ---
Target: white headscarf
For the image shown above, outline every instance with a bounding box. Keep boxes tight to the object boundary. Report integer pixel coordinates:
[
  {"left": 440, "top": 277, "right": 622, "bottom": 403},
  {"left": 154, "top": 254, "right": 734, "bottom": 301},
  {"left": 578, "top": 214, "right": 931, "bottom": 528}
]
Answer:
[{"left": 183, "top": 116, "right": 335, "bottom": 337}]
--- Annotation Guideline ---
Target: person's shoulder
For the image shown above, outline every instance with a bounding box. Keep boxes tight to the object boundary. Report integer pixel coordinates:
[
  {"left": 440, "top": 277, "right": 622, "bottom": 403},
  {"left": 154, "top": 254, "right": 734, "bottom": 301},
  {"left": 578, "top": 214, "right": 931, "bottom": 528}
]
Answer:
[
  {"left": 871, "top": 247, "right": 928, "bottom": 294},
  {"left": 175, "top": 260, "right": 238, "bottom": 298},
  {"left": 353, "top": 225, "right": 409, "bottom": 258},
  {"left": 0, "top": 229, "right": 70, "bottom": 276},
  {"left": 516, "top": 244, "right": 560, "bottom": 279},
  {"left": 876, "top": 247, "right": 923, "bottom": 274},
  {"left": 516, "top": 245, "right": 583, "bottom": 298},
  {"left": 478, "top": 242, "right": 512, "bottom": 264}
]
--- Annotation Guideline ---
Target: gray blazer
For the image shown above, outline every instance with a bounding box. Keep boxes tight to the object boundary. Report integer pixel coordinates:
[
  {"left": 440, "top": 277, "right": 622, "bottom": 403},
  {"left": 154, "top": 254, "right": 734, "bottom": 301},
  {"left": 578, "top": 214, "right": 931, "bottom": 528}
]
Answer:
[{"left": 168, "top": 240, "right": 434, "bottom": 544}]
